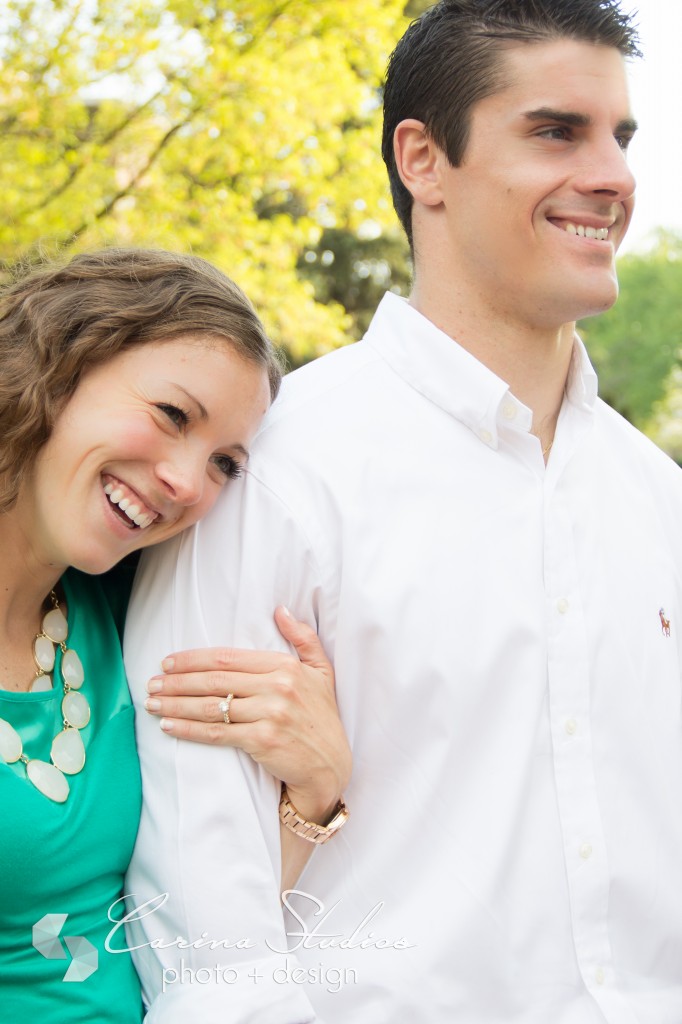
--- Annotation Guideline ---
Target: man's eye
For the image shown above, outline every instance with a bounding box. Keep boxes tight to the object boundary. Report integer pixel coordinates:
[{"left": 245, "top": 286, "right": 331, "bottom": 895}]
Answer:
[
  {"left": 615, "top": 134, "right": 632, "bottom": 152},
  {"left": 157, "top": 403, "right": 189, "bottom": 428},
  {"left": 211, "top": 454, "right": 244, "bottom": 480},
  {"left": 538, "top": 126, "right": 570, "bottom": 141}
]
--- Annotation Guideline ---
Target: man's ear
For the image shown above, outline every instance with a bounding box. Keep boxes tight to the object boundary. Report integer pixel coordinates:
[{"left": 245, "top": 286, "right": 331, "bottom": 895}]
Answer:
[{"left": 393, "top": 119, "right": 444, "bottom": 207}]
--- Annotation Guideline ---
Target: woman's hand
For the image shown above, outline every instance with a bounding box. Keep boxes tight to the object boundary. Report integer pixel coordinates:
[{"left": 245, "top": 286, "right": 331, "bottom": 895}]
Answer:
[{"left": 144, "top": 607, "right": 351, "bottom": 824}]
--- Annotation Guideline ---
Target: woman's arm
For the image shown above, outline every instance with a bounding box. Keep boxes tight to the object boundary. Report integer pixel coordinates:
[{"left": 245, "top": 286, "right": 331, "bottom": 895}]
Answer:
[{"left": 142, "top": 607, "right": 351, "bottom": 888}]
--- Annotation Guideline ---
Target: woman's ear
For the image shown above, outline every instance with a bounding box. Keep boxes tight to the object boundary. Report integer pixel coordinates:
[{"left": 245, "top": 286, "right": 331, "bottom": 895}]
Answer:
[{"left": 393, "top": 119, "right": 445, "bottom": 207}]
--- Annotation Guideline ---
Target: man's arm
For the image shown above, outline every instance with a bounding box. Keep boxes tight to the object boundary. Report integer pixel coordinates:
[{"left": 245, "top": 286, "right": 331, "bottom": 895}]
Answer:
[
  {"left": 141, "top": 607, "right": 351, "bottom": 891},
  {"left": 123, "top": 466, "right": 336, "bottom": 1021}
]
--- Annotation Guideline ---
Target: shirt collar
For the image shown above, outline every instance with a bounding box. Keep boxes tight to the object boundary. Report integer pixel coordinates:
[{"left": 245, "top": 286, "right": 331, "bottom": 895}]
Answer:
[
  {"left": 364, "top": 292, "right": 597, "bottom": 449},
  {"left": 565, "top": 331, "right": 598, "bottom": 413}
]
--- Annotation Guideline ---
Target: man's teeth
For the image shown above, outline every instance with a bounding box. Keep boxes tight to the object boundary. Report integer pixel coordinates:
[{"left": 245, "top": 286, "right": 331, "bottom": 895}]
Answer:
[
  {"left": 565, "top": 223, "right": 609, "bottom": 241},
  {"left": 103, "top": 481, "right": 155, "bottom": 529}
]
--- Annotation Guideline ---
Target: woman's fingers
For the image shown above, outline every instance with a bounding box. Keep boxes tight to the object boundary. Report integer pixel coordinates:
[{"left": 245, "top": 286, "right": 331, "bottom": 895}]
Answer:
[
  {"left": 274, "top": 607, "right": 334, "bottom": 678},
  {"left": 147, "top": 610, "right": 333, "bottom": 701},
  {"left": 159, "top": 610, "right": 333, "bottom": 681},
  {"left": 148, "top": 669, "right": 264, "bottom": 699},
  {"left": 147, "top": 607, "right": 350, "bottom": 806},
  {"left": 159, "top": 717, "right": 252, "bottom": 747},
  {"left": 146, "top": 693, "right": 231, "bottom": 723},
  {"left": 145, "top": 693, "right": 274, "bottom": 726},
  {"left": 155, "top": 699, "right": 307, "bottom": 762},
  {"left": 159, "top": 645, "right": 295, "bottom": 677}
]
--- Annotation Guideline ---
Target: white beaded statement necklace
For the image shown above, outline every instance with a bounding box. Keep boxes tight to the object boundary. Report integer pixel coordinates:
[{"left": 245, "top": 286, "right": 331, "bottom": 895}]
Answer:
[{"left": 0, "top": 592, "right": 89, "bottom": 803}]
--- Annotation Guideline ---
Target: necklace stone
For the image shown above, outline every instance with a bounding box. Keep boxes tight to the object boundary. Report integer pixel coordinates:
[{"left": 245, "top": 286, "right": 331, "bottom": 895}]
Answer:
[{"left": 0, "top": 591, "right": 89, "bottom": 803}]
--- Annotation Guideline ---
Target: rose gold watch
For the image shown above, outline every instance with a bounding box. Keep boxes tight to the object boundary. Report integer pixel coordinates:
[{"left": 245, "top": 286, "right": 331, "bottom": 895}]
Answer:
[{"left": 279, "top": 783, "right": 349, "bottom": 844}]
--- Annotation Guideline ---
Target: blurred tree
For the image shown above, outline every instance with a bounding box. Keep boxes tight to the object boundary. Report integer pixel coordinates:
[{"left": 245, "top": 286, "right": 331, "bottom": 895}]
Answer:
[
  {"left": 579, "top": 232, "right": 682, "bottom": 432},
  {"left": 646, "top": 365, "right": 682, "bottom": 464},
  {"left": 0, "top": 0, "right": 409, "bottom": 361},
  {"left": 11, "top": 0, "right": 677, "bottom": 449},
  {"left": 404, "top": 0, "right": 432, "bottom": 14},
  {"left": 296, "top": 227, "right": 411, "bottom": 360}
]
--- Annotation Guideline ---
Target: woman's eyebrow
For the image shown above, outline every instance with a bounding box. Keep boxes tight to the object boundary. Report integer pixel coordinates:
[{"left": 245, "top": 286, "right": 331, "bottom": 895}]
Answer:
[{"left": 173, "top": 384, "right": 207, "bottom": 419}]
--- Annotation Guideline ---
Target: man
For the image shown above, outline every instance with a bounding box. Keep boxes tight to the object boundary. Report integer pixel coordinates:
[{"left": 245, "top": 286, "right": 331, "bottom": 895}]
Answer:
[{"left": 124, "top": 2, "right": 682, "bottom": 1021}]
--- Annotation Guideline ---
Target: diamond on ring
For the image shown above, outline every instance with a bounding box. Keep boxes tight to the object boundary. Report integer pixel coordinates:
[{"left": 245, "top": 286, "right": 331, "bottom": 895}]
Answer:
[{"left": 218, "top": 693, "right": 234, "bottom": 725}]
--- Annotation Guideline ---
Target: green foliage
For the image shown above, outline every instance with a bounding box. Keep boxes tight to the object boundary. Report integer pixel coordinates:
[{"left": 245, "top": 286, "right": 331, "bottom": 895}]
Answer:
[
  {"left": 8, "top": 0, "right": 678, "bottom": 453},
  {"left": 646, "top": 366, "right": 682, "bottom": 464},
  {"left": 404, "top": 0, "right": 432, "bottom": 16},
  {"left": 296, "top": 227, "right": 411, "bottom": 363},
  {"left": 579, "top": 232, "right": 682, "bottom": 433},
  {"left": 0, "top": 0, "right": 410, "bottom": 361}
]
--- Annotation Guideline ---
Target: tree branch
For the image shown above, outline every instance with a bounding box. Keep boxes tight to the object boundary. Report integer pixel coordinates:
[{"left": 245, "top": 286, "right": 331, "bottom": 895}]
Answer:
[{"left": 69, "top": 119, "right": 188, "bottom": 241}]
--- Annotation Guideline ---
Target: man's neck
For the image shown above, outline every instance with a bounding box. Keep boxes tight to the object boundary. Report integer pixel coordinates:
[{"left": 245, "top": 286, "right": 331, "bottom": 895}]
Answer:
[{"left": 408, "top": 282, "right": 576, "bottom": 442}]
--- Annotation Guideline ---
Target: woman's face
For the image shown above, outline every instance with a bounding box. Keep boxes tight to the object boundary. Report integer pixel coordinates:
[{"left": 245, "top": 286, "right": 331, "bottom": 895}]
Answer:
[{"left": 20, "top": 335, "right": 271, "bottom": 574}]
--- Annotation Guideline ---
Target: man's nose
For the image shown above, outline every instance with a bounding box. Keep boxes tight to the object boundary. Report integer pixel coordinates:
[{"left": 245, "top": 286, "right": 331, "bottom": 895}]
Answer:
[{"left": 579, "top": 133, "right": 636, "bottom": 203}]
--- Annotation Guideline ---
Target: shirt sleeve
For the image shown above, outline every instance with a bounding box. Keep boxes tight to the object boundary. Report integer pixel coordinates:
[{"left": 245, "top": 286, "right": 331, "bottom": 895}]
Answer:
[{"left": 123, "top": 465, "right": 328, "bottom": 1023}]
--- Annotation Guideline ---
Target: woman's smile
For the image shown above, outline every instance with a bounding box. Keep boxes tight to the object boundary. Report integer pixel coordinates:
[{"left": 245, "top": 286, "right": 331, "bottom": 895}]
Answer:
[
  {"left": 19, "top": 335, "right": 270, "bottom": 575},
  {"left": 102, "top": 474, "right": 159, "bottom": 530}
]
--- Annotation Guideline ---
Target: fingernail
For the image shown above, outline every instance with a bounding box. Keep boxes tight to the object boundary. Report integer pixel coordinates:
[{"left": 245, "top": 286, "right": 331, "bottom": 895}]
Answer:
[
  {"left": 279, "top": 606, "right": 292, "bottom": 618},
  {"left": 147, "top": 678, "right": 163, "bottom": 694},
  {"left": 145, "top": 697, "right": 161, "bottom": 712},
  {"left": 160, "top": 718, "right": 174, "bottom": 733},
  {"left": 161, "top": 656, "right": 175, "bottom": 672}
]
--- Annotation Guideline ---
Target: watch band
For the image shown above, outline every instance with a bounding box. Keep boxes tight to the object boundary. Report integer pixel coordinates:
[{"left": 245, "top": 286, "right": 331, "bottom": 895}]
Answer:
[{"left": 279, "top": 783, "right": 349, "bottom": 844}]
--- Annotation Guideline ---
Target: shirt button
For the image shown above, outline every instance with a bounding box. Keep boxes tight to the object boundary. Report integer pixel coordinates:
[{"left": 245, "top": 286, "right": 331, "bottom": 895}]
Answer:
[
  {"left": 579, "top": 842, "right": 593, "bottom": 860},
  {"left": 480, "top": 429, "right": 493, "bottom": 445},
  {"left": 557, "top": 597, "right": 570, "bottom": 614},
  {"left": 565, "top": 718, "right": 577, "bottom": 736},
  {"left": 501, "top": 402, "right": 517, "bottom": 420},
  {"left": 595, "top": 967, "right": 605, "bottom": 985}
]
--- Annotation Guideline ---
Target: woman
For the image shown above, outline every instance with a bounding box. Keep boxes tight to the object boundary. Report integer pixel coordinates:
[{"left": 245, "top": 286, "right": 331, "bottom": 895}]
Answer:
[{"left": 0, "top": 248, "right": 349, "bottom": 1022}]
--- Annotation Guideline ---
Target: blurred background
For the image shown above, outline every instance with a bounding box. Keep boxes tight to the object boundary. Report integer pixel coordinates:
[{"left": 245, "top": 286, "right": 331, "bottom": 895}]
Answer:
[{"left": 2, "top": 0, "right": 681, "bottom": 456}]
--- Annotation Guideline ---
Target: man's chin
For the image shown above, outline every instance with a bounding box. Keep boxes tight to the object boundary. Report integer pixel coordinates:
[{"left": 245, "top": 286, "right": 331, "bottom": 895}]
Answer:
[
  {"left": 566, "top": 276, "right": 620, "bottom": 324},
  {"left": 575, "top": 294, "right": 620, "bottom": 323}
]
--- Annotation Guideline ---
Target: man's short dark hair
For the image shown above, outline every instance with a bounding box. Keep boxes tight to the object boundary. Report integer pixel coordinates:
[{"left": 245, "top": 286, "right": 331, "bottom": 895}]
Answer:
[{"left": 382, "top": 0, "right": 641, "bottom": 248}]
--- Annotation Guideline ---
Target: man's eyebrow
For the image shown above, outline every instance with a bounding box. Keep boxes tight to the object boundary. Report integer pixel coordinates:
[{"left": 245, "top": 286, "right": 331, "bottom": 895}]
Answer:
[
  {"left": 615, "top": 117, "right": 639, "bottom": 136},
  {"left": 524, "top": 107, "right": 591, "bottom": 128},
  {"left": 523, "top": 107, "right": 638, "bottom": 135}
]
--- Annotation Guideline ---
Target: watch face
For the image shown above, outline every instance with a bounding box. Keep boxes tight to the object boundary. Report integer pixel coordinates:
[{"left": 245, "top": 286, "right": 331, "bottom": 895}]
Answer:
[{"left": 326, "top": 805, "right": 350, "bottom": 834}]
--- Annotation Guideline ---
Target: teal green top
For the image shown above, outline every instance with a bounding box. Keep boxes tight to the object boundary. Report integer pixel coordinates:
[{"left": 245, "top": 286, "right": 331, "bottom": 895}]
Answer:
[{"left": 0, "top": 567, "right": 143, "bottom": 1022}]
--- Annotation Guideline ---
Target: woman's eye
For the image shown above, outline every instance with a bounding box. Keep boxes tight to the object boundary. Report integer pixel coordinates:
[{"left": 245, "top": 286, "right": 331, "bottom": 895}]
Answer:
[
  {"left": 157, "top": 403, "right": 189, "bottom": 428},
  {"left": 211, "top": 454, "right": 244, "bottom": 480}
]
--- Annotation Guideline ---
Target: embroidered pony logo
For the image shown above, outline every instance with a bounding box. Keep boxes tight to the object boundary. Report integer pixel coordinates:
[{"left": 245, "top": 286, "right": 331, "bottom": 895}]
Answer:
[{"left": 659, "top": 608, "right": 671, "bottom": 637}]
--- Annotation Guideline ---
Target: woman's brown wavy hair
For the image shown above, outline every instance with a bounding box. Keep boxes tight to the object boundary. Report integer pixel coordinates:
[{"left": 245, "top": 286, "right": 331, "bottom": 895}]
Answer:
[{"left": 0, "top": 248, "right": 283, "bottom": 512}]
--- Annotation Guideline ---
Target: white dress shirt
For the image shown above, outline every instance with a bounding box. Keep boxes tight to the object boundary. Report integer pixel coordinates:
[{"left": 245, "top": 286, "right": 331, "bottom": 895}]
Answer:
[{"left": 125, "top": 293, "right": 682, "bottom": 1023}]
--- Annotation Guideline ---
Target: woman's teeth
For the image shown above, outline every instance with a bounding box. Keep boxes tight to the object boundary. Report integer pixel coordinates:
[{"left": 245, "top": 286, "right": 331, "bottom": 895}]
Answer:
[{"left": 103, "top": 481, "right": 155, "bottom": 529}]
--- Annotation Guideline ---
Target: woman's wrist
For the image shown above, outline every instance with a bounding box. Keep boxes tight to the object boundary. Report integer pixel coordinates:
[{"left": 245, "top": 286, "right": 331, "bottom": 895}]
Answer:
[
  {"left": 283, "top": 746, "right": 351, "bottom": 825},
  {"left": 282, "top": 782, "right": 344, "bottom": 828},
  {"left": 279, "top": 783, "right": 349, "bottom": 844}
]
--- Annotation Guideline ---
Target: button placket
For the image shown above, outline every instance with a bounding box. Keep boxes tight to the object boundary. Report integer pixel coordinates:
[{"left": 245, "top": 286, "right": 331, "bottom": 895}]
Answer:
[{"left": 544, "top": 489, "right": 620, "bottom": 1009}]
